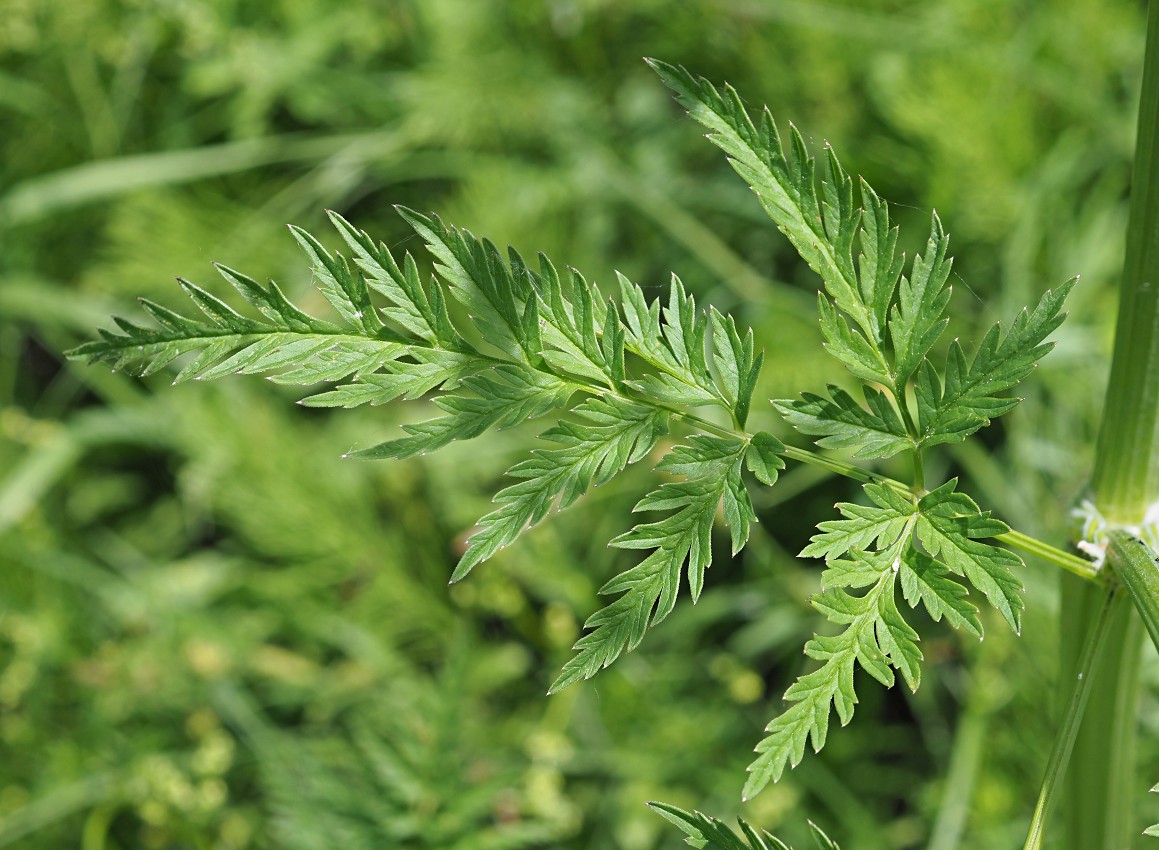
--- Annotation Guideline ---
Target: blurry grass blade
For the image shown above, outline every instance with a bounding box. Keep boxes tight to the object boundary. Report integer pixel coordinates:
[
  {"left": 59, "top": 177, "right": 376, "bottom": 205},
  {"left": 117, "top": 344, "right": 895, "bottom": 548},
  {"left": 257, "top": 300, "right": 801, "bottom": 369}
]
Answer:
[
  {"left": 0, "top": 407, "right": 177, "bottom": 534},
  {"left": 0, "top": 130, "right": 406, "bottom": 224},
  {"left": 0, "top": 774, "right": 119, "bottom": 849}
]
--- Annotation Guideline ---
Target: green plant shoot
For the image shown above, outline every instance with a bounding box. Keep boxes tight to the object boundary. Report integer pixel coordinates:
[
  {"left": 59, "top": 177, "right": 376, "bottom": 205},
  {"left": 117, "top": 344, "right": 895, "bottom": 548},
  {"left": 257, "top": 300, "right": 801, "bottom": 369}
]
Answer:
[{"left": 69, "top": 61, "right": 1079, "bottom": 805}]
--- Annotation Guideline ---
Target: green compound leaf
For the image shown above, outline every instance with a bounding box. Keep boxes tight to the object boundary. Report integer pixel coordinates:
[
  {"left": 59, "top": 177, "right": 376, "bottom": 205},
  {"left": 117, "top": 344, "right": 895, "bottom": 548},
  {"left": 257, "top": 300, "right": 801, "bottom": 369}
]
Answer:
[
  {"left": 617, "top": 273, "right": 726, "bottom": 408},
  {"left": 916, "top": 480, "right": 1023, "bottom": 633},
  {"left": 348, "top": 365, "right": 578, "bottom": 460},
  {"left": 648, "top": 59, "right": 890, "bottom": 389},
  {"left": 71, "top": 61, "right": 1069, "bottom": 809},
  {"left": 914, "top": 278, "right": 1076, "bottom": 448},
  {"left": 799, "top": 481, "right": 914, "bottom": 561},
  {"left": 652, "top": 59, "right": 1072, "bottom": 464},
  {"left": 746, "top": 431, "right": 786, "bottom": 486},
  {"left": 746, "top": 559, "right": 908, "bottom": 799},
  {"left": 649, "top": 59, "right": 880, "bottom": 375},
  {"left": 888, "top": 213, "right": 952, "bottom": 386},
  {"left": 550, "top": 435, "right": 753, "bottom": 693},
  {"left": 773, "top": 386, "right": 911, "bottom": 459},
  {"left": 71, "top": 202, "right": 778, "bottom": 699},
  {"left": 651, "top": 59, "right": 960, "bottom": 404},
  {"left": 747, "top": 478, "right": 1007, "bottom": 796},
  {"left": 453, "top": 397, "right": 668, "bottom": 581},
  {"left": 68, "top": 263, "right": 404, "bottom": 386},
  {"left": 649, "top": 801, "right": 839, "bottom": 850}
]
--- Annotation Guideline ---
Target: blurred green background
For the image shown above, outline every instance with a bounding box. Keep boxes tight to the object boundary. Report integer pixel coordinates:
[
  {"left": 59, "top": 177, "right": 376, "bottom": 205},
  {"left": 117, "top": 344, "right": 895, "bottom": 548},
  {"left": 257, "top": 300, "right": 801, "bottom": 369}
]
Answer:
[{"left": 0, "top": 0, "right": 1151, "bottom": 847}]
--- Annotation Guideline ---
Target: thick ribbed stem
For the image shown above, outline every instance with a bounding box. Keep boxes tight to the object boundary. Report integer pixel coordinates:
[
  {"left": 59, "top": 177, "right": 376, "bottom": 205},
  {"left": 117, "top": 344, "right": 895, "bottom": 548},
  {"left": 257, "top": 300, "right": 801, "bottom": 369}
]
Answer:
[
  {"left": 1089, "top": 0, "right": 1159, "bottom": 518},
  {"left": 1059, "top": 4, "right": 1159, "bottom": 848}
]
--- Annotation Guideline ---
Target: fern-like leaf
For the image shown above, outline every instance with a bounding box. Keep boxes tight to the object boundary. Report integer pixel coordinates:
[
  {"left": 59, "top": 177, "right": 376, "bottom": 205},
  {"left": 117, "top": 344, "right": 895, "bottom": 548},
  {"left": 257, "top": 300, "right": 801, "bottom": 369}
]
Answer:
[
  {"left": 69, "top": 264, "right": 404, "bottom": 386},
  {"left": 453, "top": 397, "right": 668, "bottom": 580},
  {"left": 648, "top": 59, "right": 889, "bottom": 388},
  {"left": 549, "top": 433, "right": 768, "bottom": 693},
  {"left": 348, "top": 365, "right": 578, "bottom": 460},
  {"left": 746, "top": 558, "right": 906, "bottom": 798},
  {"left": 71, "top": 202, "right": 778, "bottom": 689},
  {"left": 914, "top": 278, "right": 1076, "bottom": 448},
  {"left": 747, "top": 479, "right": 1002, "bottom": 797},
  {"left": 915, "top": 480, "right": 1022, "bottom": 632},
  {"left": 774, "top": 386, "right": 911, "bottom": 459},
  {"left": 71, "top": 62, "right": 1074, "bottom": 807},
  {"left": 652, "top": 59, "right": 1072, "bottom": 455}
]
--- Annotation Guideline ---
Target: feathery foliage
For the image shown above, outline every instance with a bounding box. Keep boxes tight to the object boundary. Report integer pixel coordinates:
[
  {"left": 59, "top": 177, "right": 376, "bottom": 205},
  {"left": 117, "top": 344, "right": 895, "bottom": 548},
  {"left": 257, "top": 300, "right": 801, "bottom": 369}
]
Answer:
[
  {"left": 71, "top": 203, "right": 778, "bottom": 698},
  {"left": 649, "top": 59, "right": 1074, "bottom": 457},
  {"left": 647, "top": 61, "right": 1073, "bottom": 798},
  {"left": 69, "top": 61, "right": 1075, "bottom": 807},
  {"left": 550, "top": 432, "right": 768, "bottom": 693}
]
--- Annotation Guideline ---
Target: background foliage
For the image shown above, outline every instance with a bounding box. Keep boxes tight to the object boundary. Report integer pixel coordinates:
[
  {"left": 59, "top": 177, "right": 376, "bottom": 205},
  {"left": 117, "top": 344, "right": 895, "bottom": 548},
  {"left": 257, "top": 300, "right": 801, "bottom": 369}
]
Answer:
[{"left": 0, "top": 0, "right": 1150, "bottom": 847}]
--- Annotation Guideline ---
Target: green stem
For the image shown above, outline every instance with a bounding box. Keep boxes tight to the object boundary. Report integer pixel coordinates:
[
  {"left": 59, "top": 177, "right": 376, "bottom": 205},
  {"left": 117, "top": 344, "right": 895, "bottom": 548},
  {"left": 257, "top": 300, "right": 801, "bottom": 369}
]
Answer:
[
  {"left": 1089, "top": 0, "right": 1159, "bottom": 521},
  {"left": 994, "top": 530, "right": 1101, "bottom": 583},
  {"left": 1022, "top": 583, "right": 1123, "bottom": 850},
  {"left": 1059, "top": 6, "right": 1159, "bottom": 848},
  {"left": 666, "top": 407, "right": 745, "bottom": 442},
  {"left": 779, "top": 444, "right": 1100, "bottom": 581},
  {"left": 912, "top": 446, "right": 925, "bottom": 492},
  {"left": 778, "top": 443, "right": 884, "bottom": 485}
]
